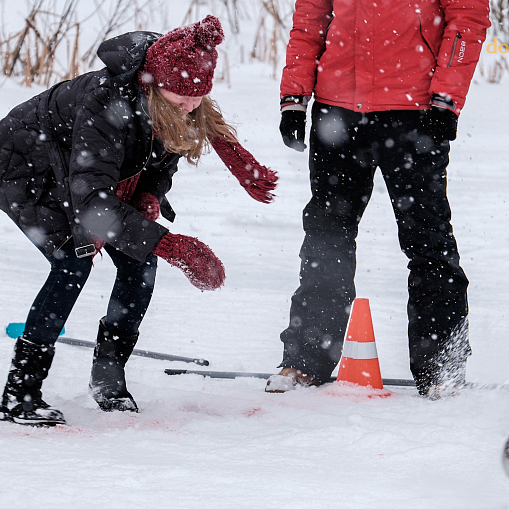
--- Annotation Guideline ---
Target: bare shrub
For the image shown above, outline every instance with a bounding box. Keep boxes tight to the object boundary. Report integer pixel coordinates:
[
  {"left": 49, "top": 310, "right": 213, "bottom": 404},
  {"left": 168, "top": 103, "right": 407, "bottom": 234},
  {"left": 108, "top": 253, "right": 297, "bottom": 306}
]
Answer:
[
  {"left": 0, "top": 0, "right": 297, "bottom": 87},
  {"left": 0, "top": 0, "right": 168, "bottom": 86},
  {"left": 251, "top": 0, "right": 291, "bottom": 79},
  {"left": 1, "top": 0, "right": 81, "bottom": 87}
]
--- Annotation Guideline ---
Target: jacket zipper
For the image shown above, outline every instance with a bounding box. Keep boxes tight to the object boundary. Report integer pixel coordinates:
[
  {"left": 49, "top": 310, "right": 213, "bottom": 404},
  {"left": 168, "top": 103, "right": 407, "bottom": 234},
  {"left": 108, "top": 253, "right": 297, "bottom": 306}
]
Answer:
[
  {"left": 56, "top": 235, "right": 73, "bottom": 252},
  {"left": 448, "top": 32, "right": 462, "bottom": 67}
]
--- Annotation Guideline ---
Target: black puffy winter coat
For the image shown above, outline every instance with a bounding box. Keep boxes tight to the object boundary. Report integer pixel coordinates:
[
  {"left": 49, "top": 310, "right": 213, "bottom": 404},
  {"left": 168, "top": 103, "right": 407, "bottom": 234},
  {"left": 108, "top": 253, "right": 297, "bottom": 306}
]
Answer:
[{"left": 0, "top": 31, "right": 180, "bottom": 262}]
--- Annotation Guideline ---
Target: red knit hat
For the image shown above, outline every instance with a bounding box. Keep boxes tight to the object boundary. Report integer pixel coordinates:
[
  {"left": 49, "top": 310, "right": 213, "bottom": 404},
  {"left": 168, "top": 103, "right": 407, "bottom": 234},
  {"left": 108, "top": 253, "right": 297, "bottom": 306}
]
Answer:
[{"left": 141, "top": 15, "right": 224, "bottom": 97}]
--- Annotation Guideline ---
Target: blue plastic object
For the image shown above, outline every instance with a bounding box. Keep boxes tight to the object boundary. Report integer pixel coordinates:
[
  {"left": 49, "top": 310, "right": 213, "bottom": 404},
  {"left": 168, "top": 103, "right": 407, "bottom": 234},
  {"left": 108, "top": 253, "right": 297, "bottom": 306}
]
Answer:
[{"left": 5, "top": 323, "right": 65, "bottom": 339}]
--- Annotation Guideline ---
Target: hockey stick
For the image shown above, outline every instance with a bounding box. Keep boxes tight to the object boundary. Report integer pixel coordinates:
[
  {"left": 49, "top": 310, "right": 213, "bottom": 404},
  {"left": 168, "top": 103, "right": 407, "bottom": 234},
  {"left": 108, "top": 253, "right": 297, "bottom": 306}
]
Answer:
[
  {"left": 164, "top": 370, "right": 509, "bottom": 391},
  {"left": 163, "top": 369, "right": 415, "bottom": 387},
  {"left": 5, "top": 323, "right": 208, "bottom": 366},
  {"left": 56, "top": 337, "right": 209, "bottom": 366}
]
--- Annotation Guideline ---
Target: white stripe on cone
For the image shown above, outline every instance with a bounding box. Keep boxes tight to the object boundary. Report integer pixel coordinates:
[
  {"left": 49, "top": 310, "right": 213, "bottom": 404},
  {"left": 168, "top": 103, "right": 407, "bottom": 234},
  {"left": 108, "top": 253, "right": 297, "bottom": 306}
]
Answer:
[{"left": 341, "top": 339, "right": 379, "bottom": 360}]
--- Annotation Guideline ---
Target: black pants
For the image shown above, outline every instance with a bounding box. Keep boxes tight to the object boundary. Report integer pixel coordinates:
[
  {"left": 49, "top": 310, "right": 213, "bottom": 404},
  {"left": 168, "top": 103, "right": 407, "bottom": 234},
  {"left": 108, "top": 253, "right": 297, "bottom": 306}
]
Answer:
[
  {"left": 280, "top": 103, "right": 470, "bottom": 393},
  {"left": 23, "top": 243, "right": 158, "bottom": 346}
]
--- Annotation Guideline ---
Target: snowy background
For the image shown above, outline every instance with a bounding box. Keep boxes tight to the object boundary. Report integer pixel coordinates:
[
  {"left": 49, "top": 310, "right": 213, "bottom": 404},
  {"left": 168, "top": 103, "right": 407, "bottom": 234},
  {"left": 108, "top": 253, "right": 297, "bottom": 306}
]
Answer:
[{"left": 0, "top": 3, "right": 509, "bottom": 507}]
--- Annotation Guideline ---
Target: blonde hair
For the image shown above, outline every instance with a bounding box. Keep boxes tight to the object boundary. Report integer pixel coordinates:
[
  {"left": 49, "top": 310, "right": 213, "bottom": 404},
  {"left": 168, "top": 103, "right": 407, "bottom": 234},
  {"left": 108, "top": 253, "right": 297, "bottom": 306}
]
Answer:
[{"left": 146, "top": 87, "right": 237, "bottom": 164}]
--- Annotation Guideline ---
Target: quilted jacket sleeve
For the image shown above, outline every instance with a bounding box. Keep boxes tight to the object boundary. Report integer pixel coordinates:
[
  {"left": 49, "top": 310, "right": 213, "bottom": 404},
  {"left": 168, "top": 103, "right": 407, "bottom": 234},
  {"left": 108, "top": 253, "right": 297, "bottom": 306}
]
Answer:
[
  {"left": 430, "top": 0, "right": 491, "bottom": 112},
  {"left": 69, "top": 85, "right": 168, "bottom": 262}
]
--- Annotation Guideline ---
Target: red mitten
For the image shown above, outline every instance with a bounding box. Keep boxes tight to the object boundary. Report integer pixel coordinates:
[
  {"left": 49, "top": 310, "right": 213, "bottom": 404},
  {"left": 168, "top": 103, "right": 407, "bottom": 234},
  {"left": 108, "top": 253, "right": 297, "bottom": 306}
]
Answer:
[
  {"left": 210, "top": 138, "right": 278, "bottom": 203},
  {"left": 131, "top": 192, "right": 161, "bottom": 221},
  {"left": 152, "top": 233, "right": 225, "bottom": 291}
]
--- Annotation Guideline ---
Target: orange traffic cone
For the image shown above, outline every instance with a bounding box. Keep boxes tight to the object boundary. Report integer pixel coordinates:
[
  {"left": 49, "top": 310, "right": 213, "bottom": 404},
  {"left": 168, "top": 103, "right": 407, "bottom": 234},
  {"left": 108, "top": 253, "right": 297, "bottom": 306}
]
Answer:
[{"left": 335, "top": 298, "right": 391, "bottom": 397}]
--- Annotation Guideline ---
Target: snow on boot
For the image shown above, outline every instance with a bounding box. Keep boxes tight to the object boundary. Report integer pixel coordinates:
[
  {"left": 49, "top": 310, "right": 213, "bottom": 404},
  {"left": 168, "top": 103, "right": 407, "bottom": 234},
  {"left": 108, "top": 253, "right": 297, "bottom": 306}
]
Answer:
[
  {"left": 265, "top": 367, "right": 322, "bottom": 393},
  {"left": 1, "top": 337, "right": 65, "bottom": 426},
  {"left": 89, "top": 318, "right": 139, "bottom": 412}
]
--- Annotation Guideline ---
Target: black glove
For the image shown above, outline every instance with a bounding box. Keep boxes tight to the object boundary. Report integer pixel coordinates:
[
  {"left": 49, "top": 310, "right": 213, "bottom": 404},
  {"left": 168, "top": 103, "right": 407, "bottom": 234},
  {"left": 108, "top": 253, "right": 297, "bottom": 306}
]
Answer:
[
  {"left": 280, "top": 110, "right": 307, "bottom": 152},
  {"left": 424, "top": 95, "right": 459, "bottom": 144}
]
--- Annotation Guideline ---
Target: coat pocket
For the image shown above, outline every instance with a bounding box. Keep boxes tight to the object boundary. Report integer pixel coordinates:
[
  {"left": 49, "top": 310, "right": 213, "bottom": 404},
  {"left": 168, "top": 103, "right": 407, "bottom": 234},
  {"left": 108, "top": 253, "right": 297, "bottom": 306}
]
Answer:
[{"left": 419, "top": 23, "right": 437, "bottom": 64}]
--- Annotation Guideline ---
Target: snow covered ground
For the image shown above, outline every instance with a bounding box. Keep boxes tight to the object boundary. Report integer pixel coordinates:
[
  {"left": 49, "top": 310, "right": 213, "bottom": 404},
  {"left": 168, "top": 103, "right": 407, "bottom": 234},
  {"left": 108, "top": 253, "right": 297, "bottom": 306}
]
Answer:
[{"left": 0, "top": 32, "right": 509, "bottom": 509}]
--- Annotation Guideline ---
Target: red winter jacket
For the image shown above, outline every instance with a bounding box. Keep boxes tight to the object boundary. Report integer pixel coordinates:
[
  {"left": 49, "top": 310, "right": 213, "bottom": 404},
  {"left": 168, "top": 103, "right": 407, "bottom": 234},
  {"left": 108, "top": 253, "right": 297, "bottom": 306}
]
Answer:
[{"left": 281, "top": 0, "right": 490, "bottom": 114}]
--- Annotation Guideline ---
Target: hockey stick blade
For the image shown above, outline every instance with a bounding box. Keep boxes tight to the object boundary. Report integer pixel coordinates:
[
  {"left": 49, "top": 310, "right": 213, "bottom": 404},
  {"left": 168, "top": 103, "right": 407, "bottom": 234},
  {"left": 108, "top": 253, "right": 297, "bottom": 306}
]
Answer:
[
  {"left": 163, "top": 369, "right": 415, "bottom": 387},
  {"left": 56, "top": 337, "right": 209, "bottom": 366}
]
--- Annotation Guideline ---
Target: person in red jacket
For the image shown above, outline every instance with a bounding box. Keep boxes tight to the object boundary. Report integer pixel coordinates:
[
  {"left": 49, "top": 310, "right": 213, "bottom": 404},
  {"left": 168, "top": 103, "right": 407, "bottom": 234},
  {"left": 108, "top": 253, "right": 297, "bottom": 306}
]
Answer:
[
  {"left": 0, "top": 16, "right": 277, "bottom": 426},
  {"left": 266, "top": 0, "right": 490, "bottom": 397}
]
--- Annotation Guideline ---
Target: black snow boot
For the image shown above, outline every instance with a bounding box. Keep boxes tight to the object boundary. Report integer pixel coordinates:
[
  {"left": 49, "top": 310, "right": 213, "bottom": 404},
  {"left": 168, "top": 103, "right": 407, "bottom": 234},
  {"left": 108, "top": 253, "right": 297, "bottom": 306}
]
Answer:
[
  {"left": 89, "top": 318, "right": 139, "bottom": 412},
  {"left": 0, "top": 337, "right": 66, "bottom": 426}
]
